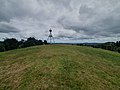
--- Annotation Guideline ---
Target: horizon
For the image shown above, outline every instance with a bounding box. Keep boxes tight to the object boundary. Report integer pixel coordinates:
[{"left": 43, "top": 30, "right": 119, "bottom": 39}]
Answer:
[{"left": 0, "top": 37, "right": 116, "bottom": 44}]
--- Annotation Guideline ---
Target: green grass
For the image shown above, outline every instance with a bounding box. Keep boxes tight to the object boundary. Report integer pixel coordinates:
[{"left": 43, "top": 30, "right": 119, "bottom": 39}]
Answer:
[{"left": 0, "top": 45, "right": 120, "bottom": 90}]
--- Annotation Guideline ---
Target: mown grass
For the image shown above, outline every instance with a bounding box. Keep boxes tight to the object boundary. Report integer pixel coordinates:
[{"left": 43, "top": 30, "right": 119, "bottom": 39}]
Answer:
[{"left": 0, "top": 45, "right": 120, "bottom": 90}]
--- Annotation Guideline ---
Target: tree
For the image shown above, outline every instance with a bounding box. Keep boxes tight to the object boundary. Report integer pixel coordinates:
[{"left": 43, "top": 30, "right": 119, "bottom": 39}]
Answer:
[
  {"left": 24, "top": 37, "right": 43, "bottom": 47},
  {"left": 24, "top": 37, "right": 36, "bottom": 47},
  {"left": 4, "top": 38, "right": 19, "bottom": 50},
  {"left": 43, "top": 40, "right": 48, "bottom": 44},
  {"left": 19, "top": 39, "right": 25, "bottom": 48},
  {"left": 0, "top": 37, "right": 44, "bottom": 52},
  {"left": 117, "top": 47, "right": 120, "bottom": 53},
  {"left": 38, "top": 40, "right": 43, "bottom": 45},
  {"left": 115, "top": 41, "right": 120, "bottom": 47},
  {"left": 0, "top": 42, "right": 5, "bottom": 52}
]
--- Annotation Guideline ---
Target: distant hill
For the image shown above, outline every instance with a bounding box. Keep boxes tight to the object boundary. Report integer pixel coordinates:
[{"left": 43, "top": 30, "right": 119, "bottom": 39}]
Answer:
[
  {"left": 55, "top": 42, "right": 102, "bottom": 45},
  {"left": 0, "top": 45, "right": 120, "bottom": 90}
]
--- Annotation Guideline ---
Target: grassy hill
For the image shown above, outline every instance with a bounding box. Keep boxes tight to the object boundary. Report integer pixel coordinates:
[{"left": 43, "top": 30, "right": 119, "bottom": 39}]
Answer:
[{"left": 0, "top": 45, "right": 120, "bottom": 90}]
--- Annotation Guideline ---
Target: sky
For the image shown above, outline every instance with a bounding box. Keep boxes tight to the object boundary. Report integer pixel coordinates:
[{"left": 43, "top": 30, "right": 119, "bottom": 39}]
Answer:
[{"left": 0, "top": 0, "right": 120, "bottom": 43}]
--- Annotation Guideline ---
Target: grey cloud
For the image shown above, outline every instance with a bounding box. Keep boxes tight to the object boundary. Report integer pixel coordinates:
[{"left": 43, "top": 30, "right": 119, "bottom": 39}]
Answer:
[
  {"left": 0, "top": 23, "right": 18, "bottom": 33},
  {"left": 57, "top": 0, "right": 120, "bottom": 40},
  {"left": 56, "top": 33, "right": 94, "bottom": 40},
  {"left": 79, "top": 5, "right": 96, "bottom": 19},
  {"left": 0, "top": 0, "right": 44, "bottom": 22},
  {"left": 0, "top": 0, "right": 72, "bottom": 22},
  {"left": 48, "top": 0, "right": 72, "bottom": 10},
  {"left": 57, "top": 34, "right": 73, "bottom": 39}
]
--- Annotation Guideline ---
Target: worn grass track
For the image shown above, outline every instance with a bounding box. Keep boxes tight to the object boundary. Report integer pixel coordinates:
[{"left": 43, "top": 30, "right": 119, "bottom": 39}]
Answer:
[{"left": 0, "top": 45, "right": 120, "bottom": 90}]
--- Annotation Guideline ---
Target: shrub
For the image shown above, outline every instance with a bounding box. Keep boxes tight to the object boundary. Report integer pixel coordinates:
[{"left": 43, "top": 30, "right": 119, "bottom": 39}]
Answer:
[
  {"left": 117, "top": 47, "right": 120, "bottom": 53},
  {"left": 0, "top": 43, "right": 5, "bottom": 52}
]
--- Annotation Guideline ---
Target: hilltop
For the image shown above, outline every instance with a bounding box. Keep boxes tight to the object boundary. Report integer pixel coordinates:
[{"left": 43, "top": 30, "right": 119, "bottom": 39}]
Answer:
[{"left": 0, "top": 45, "right": 120, "bottom": 90}]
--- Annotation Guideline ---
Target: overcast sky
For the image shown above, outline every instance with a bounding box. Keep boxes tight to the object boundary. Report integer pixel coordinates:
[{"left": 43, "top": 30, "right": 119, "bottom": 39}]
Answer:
[{"left": 0, "top": 0, "right": 120, "bottom": 43}]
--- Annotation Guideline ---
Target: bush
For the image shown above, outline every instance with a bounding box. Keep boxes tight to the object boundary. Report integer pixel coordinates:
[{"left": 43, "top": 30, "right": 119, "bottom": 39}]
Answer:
[
  {"left": 117, "top": 47, "right": 120, "bottom": 53},
  {"left": 43, "top": 40, "right": 48, "bottom": 44},
  {"left": 0, "top": 37, "right": 45, "bottom": 52},
  {"left": 0, "top": 43, "right": 5, "bottom": 52},
  {"left": 4, "top": 38, "right": 18, "bottom": 50}
]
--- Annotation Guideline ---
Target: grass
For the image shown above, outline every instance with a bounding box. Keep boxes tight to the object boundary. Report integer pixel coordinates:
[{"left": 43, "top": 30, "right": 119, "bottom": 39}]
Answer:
[{"left": 0, "top": 45, "right": 120, "bottom": 90}]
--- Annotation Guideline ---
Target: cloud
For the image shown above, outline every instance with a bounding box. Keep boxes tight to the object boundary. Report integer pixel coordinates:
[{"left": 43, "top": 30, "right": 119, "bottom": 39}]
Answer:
[
  {"left": 0, "top": 0, "right": 120, "bottom": 42},
  {"left": 0, "top": 22, "right": 18, "bottom": 33},
  {"left": 57, "top": 0, "right": 120, "bottom": 41}
]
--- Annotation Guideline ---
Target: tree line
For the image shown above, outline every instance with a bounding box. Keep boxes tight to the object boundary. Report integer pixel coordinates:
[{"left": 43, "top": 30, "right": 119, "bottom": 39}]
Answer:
[
  {"left": 77, "top": 41, "right": 120, "bottom": 53},
  {"left": 93, "top": 41, "right": 120, "bottom": 53},
  {"left": 0, "top": 37, "right": 48, "bottom": 52}
]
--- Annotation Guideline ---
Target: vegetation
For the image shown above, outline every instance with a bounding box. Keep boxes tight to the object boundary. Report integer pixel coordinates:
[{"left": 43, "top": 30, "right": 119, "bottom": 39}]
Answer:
[
  {"left": 77, "top": 41, "right": 120, "bottom": 53},
  {"left": 0, "top": 37, "right": 47, "bottom": 52},
  {"left": 94, "top": 41, "right": 120, "bottom": 53},
  {"left": 0, "top": 45, "right": 120, "bottom": 90}
]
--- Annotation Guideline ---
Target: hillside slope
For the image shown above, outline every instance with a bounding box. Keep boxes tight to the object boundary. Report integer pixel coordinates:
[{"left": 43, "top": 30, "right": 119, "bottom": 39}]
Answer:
[{"left": 0, "top": 45, "right": 120, "bottom": 90}]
